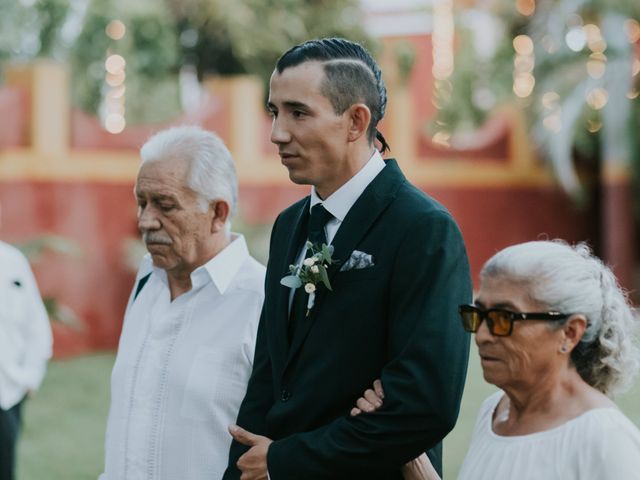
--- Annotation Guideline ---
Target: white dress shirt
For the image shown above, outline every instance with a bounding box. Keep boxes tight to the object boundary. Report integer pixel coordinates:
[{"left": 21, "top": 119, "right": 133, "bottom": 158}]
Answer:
[
  {"left": 101, "top": 234, "right": 265, "bottom": 480},
  {"left": 309, "top": 149, "right": 385, "bottom": 245},
  {"left": 287, "top": 150, "right": 385, "bottom": 311},
  {"left": 0, "top": 241, "right": 52, "bottom": 411}
]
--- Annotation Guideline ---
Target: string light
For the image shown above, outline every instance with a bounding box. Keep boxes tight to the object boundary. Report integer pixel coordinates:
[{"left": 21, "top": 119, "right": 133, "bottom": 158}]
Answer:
[
  {"left": 541, "top": 91, "right": 560, "bottom": 109},
  {"left": 586, "top": 87, "right": 608, "bottom": 110},
  {"left": 587, "top": 119, "right": 602, "bottom": 133},
  {"left": 584, "top": 24, "right": 607, "bottom": 53},
  {"left": 513, "top": 35, "right": 535, "bottom": 98},
  {"left": 102, "top": 20, "right": 126, "bottom": 134},
  {"left": 542, "top": 91, "right": 562, "bottom": 133},
  {"left": 432, "top": 131, "right": 451, "bottom": 147},
  {"left": 106, "top": 20, "right": 126, "bottom": 40},
  {"left": 623, "top": 19, "right": 640, "bottom": 44},
  {"left": 431, "top": 0, "right": 454, "bottom": 147},
  {"left": 432, "top": 0, "right": 454, "bottom": 81},
  {"left": 543, "top": 113, "right": 562, "bottom": 133},
  {"left": 515, "top": 0, "right": 535, "bottom": 16},
  {"left": 586, "top": 52, "right": 606, "bottom": 79},
  {"left": 565, "top": 26, "right": 586, "bottom": 52}
]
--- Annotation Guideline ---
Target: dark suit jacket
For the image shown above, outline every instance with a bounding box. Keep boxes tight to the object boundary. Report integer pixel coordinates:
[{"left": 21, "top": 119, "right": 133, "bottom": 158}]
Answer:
[{"left": 225, "top": 159, "right": 471, "bottom": 479}]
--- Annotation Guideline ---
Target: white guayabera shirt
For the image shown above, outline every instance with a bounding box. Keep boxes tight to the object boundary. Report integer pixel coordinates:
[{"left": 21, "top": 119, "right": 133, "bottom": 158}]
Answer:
[
  {"left": 101, "top": 234, "right": 265, "bottom": 480},
  {"left": 0, "top": 240, "right": 52, "bottom": 411}
]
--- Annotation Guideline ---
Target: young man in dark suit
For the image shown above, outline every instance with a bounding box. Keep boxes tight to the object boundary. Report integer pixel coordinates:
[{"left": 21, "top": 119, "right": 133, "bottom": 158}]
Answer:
[{"left": 225, "top": 38, "right": 472, "bottom": 480}]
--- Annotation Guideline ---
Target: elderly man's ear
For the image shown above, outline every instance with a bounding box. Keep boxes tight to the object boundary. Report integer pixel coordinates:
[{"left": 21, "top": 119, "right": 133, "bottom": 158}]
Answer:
[{"left": 210, "top": 200, "right": 231, "bottom": 233}]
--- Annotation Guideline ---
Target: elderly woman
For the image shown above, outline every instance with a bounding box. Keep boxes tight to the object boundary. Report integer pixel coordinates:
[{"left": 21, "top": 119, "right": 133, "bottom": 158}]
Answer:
[{"left": 353, "top": 240, "right": 640, "bottom": 479}]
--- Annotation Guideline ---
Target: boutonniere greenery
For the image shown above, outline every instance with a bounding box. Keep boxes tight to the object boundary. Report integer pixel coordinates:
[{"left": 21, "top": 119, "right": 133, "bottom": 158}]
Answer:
[{"left": 280, "top": 242, "right": 335, "bottom": 314}]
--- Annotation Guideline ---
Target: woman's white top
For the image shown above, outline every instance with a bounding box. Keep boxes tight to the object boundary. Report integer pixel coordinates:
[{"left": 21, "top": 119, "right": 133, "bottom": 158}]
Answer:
[
  {"left": 0, "top": 241, "right": 52, "bottom": 410},
  {"left": 458, "top": 390, "right": 640, "bottom": 480}
]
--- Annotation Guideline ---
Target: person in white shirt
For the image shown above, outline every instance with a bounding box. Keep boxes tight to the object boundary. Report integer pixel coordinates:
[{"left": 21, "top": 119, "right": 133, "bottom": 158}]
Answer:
[
  {"left": 355, "top": 240, "right": 640, "bottom": 480},
  {"left": 100, "top": 126, "right": 265, "bottom": 480},
  {"left": 0, "top": 239, "right": 52, "bottom": 480}
]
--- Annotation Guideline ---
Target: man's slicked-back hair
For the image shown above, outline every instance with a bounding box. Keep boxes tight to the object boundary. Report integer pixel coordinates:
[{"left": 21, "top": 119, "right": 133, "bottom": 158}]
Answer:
[{"left": 276, "top": 37, "right": 389, "bottom": 153}]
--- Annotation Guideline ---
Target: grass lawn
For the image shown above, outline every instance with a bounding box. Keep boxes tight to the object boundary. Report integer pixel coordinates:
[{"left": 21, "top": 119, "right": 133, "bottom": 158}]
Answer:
[{"left": 16, "top": 348, "right": 640, "bottom": 479}]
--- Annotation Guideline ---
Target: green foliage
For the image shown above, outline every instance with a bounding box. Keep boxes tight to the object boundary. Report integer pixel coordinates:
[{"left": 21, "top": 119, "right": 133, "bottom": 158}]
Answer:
[
  {"left": 0, "top": 0, "right": 70, "bottom": 65},
  {"left": 70, "top": 0, "right": 181, "bottom": 122},
  {"left": 435, "top": 0, "right": 640, "bottom": 207},
  {"left": 168, "top": 0, "right": 370, "bottom": 85},
  {"left": 394, "top": 40, "right": 416, "bottom": 86},
  {"left": 1, "top": 0, "right": 369, "bottom": 123},
  {"left": 16, "top": 351, "right": 640, "bottom": 479},
  {"left": 16, "top": 234, "right": 83, "bottom": 262},
  {"left": 282, "top": 242, "right": 335, "bottom": 292},
  {"left": 14, "top": 235, "right": 83, "bottom": 326}
]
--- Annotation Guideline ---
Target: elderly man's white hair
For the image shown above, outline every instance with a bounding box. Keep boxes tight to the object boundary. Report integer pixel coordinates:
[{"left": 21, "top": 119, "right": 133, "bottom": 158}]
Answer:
[{"left": 139, "top": 125, "right": 238, "bottom": 217}]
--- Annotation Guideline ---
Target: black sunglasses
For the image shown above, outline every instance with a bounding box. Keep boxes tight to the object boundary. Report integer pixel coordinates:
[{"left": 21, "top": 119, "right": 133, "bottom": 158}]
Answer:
[{"left": 458, "top": 304, "right": 569, "bottom": 337}]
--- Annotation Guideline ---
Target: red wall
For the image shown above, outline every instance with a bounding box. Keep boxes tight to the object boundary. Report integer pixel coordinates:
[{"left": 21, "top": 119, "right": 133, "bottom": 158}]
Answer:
[
  {"left": 0, "top": 181, "right": 138, "bottom": 357},
  {"left": 0, "top": 177, "right": 595, "bottom": 358}
]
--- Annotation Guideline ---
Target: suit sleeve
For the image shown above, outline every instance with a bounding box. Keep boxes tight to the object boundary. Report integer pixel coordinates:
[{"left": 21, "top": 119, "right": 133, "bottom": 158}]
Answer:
[
  {"left": 223, "top": 217, "right": 280, "bottom": 479},
  {"left": 266, "top": 209, "right": 472, "bottom": 478}
]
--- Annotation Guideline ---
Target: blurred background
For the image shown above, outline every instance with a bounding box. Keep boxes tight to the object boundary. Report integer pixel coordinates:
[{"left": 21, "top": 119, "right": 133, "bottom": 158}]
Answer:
[{"left": 0, "top": 0, "right": 638, "bottom": 478}]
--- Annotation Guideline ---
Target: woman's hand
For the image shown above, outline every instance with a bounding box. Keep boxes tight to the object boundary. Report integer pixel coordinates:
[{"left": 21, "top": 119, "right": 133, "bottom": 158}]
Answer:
[
  {"left": 401, "top": 453, "right": 441, "bottom": 480},
  {"left": 350, "top": 379, "right": 385, "bottom": 416},
  {"left": 350, "top": 380, "right": 441, "bottom": 480}
]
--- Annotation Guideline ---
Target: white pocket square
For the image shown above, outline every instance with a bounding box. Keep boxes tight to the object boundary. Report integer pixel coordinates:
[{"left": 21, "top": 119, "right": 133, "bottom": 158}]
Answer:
[{"left": 340, "top": 250, "right": 375, "bottom": 272}]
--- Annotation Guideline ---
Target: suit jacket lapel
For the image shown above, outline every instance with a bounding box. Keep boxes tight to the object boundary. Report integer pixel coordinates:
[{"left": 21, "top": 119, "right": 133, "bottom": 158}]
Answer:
[
  {"left": 286, "top": 160, "right": 405, "bottom": 366},
  {"left": 274, "top": 198, "right": 310, "bottom": 366}
]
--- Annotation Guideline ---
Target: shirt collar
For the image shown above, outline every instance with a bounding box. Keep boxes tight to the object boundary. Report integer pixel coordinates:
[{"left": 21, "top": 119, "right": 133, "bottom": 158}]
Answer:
[
  {"left": 148, "top": 233, "right": 250, "bottom": 295},
  {"left": 310, "top": 150, "right": 385, "bottom": 221}
]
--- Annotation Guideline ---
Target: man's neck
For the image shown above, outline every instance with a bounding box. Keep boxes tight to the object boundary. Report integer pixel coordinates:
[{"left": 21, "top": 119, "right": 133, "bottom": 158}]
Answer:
[
  {"left": 167, "top": 273, "right": 193, "bottom": 301},
  {"left": 315, "top": 146, "right": 376, "bottom": 199},
  {"left": 166, "top": 233, "right": 231, "bottom": 301}
]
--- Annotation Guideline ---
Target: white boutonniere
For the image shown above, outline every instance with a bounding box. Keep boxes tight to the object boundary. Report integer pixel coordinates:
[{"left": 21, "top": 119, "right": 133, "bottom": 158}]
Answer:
[{"left": 280, "top": 242, "right": 335, "bottom": 315}]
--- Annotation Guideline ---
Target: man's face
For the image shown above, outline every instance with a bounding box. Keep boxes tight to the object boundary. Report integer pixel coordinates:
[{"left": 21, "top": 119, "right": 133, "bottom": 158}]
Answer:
[
  {"left": 268, "top": 61, "right": 352, "bottom": 198},
  {"left": 135, "top": 158, "right": 215, "bottom": 277}
]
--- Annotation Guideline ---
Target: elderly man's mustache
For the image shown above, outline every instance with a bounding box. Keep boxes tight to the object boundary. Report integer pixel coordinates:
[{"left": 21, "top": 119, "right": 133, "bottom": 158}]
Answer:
[{"left": 142, "top": 232, "right": 172, "bottom": 245}]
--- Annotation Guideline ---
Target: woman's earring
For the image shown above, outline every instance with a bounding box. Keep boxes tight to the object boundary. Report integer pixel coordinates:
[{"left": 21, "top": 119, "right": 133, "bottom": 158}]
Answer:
[{"left": 560, "top": 344, "right": 568, "bottom": 353}]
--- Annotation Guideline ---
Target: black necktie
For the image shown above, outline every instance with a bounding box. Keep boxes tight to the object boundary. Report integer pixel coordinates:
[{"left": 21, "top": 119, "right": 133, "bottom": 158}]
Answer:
[
  {"left": 307, "top": 204, "right": 333, "bottom": 246},
  {"left": 288, "top": 204, "right": 333, "bottom": 343}
]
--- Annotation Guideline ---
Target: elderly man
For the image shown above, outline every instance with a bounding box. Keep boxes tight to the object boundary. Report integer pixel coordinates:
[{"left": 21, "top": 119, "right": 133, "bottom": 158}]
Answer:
[{"left": 100, "top": 126, "right": 265, "bottom": 480}]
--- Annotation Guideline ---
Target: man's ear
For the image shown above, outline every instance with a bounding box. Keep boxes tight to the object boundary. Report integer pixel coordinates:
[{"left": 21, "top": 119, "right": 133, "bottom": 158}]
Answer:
[
  {"left": 561, "top": 314, "right": 588, "bottom": 353},
  {"left": 210, "top": 200, "right": 230, "bottom": 233},
  {"left": 347, "top": 103, "right": 371, "bottom": 143}
]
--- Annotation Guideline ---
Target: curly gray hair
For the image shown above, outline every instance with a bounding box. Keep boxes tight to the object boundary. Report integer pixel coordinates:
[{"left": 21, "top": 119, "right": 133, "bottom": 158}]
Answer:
[{"left": 481, "top": 240, "right": 640, "bottom": 397}]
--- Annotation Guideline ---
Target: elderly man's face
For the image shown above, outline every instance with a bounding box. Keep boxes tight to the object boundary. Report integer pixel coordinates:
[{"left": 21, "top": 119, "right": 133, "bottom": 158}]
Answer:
[{"left": 135, "top": 158, "right": 215, "bottom": 277}]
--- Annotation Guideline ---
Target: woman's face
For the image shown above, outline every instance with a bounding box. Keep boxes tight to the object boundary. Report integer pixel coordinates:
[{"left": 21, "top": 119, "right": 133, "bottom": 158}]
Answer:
[{"left": 474, "top": 276, "right": 565, "bottom": 393}]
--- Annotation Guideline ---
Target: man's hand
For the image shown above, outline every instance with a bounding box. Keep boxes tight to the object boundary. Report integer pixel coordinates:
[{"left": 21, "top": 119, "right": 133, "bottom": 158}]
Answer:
[{"left": 229, "top": 424, "right": 273, "bottom": 480}]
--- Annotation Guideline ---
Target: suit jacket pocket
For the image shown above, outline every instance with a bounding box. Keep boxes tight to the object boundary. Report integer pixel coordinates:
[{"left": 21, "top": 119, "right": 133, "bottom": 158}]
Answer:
[{"left": 335, "top": 265, "right": 381, "bottom": 283}]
